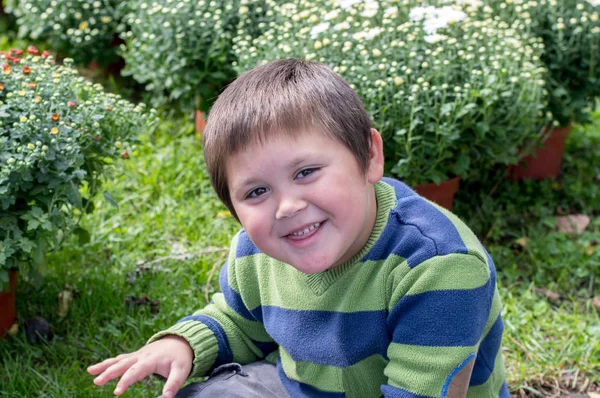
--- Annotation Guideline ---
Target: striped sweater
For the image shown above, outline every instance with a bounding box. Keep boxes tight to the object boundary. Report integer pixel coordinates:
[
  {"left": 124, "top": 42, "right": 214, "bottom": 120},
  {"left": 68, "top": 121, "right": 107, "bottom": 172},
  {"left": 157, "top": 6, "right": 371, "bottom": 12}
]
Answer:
[{"left": 149, "top": 178, "right": 508, "bottom": 397}]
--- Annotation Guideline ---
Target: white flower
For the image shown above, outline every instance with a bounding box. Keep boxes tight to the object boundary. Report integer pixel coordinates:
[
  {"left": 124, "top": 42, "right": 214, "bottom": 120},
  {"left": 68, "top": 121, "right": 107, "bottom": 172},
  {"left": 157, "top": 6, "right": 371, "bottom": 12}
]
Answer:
[
  {"left": 310, "top": 22, "right": 330, "bottom": 38},
  {"left": 336, "top": 0, "right": 362, "bottom": 10},
  {"left": 361, "top": 0, "right": 379, "bottom": 18},
  {"left": 409, "top": 6, "right": 437, "bottom": 21},
  {"left": 424, "top": 33, "right": 447, "bottom": 43},
  {"left": 423, "top": 18, "right": 449, "bottom": 34},
  {"left": 586, "top": 0, "right": 600, "bottom": 6},
  {"left": 364, "top": 27, "right": 382, "bottom": 40},
  {"left": 384, "top": 6, "right": 398, "bottom": 17}
]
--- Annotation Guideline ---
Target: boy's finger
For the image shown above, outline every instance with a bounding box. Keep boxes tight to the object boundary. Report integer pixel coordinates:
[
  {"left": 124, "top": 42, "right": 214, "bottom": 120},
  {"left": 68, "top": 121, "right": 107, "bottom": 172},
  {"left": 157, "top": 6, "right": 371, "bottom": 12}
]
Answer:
[
  {"left": 93, "top": 357, "right": 137, "bottom": 386},
  {"left": 87, "top": 357, "right": 121, "bottom": 375},
  {"left": 162, "top": 364, "right": 188, "bottom": 398},
  {"left": 114, "top": 363, "right": 156, "bottom": 396}
]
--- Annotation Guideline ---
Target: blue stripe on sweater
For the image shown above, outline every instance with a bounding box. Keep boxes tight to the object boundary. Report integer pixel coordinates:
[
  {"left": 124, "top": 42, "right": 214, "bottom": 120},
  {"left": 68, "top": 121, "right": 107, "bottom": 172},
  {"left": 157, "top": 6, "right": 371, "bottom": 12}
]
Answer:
[
  {"left": 219, "top": 261, "right": 256, "bottom": 321},
  {"left": 362, "top": 182, "right": 467, "bottom": 267},
  {"left": 235, "top": 230, "right": 262, "bottom": 258},
  {"left": 499, "top": 381, "right": 510, "bottom": 397},
  {"left": 261, "top": 307, "right": 388, "bottom": 367},
  {"left": 470, "top": 314, "right": 504, "bottom": 386},
  {"left": 380, "top": 384, "right": 433, "bottom": 398},
  {"left": 177, "top": 315, "right": 233, "bottom": 366},
  {"left": 381, "top": 177, "right": 418, "bottom": 199},
  {"left": 277, "top": 360, "right": 346, "bottom": 398},
  {"left": 387, "top": 283, "right": 492, "bottom": 347}
]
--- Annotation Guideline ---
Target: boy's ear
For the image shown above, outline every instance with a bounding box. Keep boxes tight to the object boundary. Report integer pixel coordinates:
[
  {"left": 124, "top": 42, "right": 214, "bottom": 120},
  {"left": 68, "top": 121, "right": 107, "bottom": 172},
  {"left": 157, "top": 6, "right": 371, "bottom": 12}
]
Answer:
[{"left": 367, "top": 128, "right": 385, "bottom": 184}]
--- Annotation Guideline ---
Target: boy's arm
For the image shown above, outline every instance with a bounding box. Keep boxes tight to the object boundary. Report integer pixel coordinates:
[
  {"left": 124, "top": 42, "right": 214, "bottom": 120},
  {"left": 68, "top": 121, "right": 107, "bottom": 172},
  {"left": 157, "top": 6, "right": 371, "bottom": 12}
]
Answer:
[
  {"left": 147, "top": 259, "right": 275, "bottom": 379},
  {"left": 381, "top": 253, "right": 499, "bottom": 398}
]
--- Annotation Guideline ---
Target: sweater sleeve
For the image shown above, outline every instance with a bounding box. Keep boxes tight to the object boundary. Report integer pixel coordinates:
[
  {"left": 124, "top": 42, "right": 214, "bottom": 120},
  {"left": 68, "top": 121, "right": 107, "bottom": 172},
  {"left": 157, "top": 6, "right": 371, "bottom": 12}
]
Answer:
[
  {"left": 381, "top": 253, "right": 495, "bottom": 397},
  {"left": 147, "top": 242, "right": 275, "bottom": 378}
]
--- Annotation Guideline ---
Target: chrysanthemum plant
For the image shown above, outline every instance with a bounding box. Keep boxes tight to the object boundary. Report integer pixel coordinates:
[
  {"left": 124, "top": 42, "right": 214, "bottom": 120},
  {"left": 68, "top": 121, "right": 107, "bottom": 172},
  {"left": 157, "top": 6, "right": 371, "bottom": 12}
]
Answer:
[
  {"left": 233, "top": 0, "right": 548, "bottom": 185},
  {"left": 0, "top": 47, "right": 156, "bottom": 287},
  {"left": 5, "top": 0, "right": 124, "bottom": 67},
  {"left": 119, "top": 0, "right": 243, "bottom": 114},
  {"left": 485, "top": 0, "right": 600, "bottom": 126}
]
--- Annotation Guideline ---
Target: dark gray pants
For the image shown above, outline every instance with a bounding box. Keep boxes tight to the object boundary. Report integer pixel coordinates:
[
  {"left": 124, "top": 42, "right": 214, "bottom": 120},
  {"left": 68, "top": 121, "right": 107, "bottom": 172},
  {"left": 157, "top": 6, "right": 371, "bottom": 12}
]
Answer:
[{"left": 160, "top": 361, "right": 290, "bottom": 398}]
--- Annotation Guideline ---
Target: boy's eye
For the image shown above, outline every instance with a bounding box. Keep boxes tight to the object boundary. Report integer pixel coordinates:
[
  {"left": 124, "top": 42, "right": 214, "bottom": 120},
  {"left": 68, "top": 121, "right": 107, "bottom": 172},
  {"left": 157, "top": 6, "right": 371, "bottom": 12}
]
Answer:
[
  {"left": 295, "top": 168, "right": 319, "bottom": 179},
  {"left": 246, "top": 187, "right": 269, "bottom": 198}
]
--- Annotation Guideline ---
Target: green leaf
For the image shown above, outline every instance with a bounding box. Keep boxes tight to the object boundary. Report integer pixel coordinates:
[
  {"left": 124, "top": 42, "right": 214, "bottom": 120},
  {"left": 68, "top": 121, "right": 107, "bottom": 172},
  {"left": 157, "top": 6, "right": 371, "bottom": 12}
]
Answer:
[
  {"left": 73, "top": 227, "right": 91, "bottom": 245},
  {"left": 67, "top": 181, "right": 83, "bottom": 209},
  {"left": 103, "top": 191, "right": 119, "bottom": 209},
  {"left": 32, "top": 239, "right": 46, "bottom": 266},
  {"left": 455, "top": 153, "right": 471, "bottom": 176}
]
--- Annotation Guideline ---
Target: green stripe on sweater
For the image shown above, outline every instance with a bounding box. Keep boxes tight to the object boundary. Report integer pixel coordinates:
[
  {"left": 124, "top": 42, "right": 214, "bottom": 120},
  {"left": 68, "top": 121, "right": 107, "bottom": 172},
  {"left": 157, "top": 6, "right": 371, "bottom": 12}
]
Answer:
[
  {"left": 385, "top": 343, "right": 477, "bottom": 397},
  {"left": 387, "top": 253, "right": 490, "bottom": 308},
  {"left": 280, "top": 347, "right": 387, "bottom": 398}
]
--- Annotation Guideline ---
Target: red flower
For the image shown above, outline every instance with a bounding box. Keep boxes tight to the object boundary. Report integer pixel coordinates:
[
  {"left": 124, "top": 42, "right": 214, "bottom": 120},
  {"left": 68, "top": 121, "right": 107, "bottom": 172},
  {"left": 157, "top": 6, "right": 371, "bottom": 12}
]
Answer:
[
  {"left": 10, "top": 49, "right": 24, "bottom": 56},
  {"left": 27, "top": 46, "right": 40, "bottom": 55},
  {"left": 68, "top": 101, "right": 76, "bottom": 108},
  {"left": 28, "top": 82, "right": 37, "bottom": 89},
  {"left": 121, "top": 151, "right": 129, "bottom": 159},
  {"left": 2, "top": 64, "right": 11, "bottom": 74},
  {"left": 12, "top": 58, "right": 21, "bottom": 64},
  {"left": 51, "top": 113, "right": 60, "bottom": 122},
  {"left": 0, "top": 83, "right": 4, "bottom": 91},
  {"left": 22, "top": 66, "right": 31, "bottom": 75},
  {"left": 42, "top": 51, "right": 51, "bottom": 59}
]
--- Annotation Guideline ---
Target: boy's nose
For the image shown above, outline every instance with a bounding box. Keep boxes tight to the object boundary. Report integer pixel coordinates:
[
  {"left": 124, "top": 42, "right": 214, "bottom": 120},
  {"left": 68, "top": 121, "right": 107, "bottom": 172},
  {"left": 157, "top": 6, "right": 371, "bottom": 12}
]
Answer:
[{"left": 275, "top": 196, "right": 307, "bottom": 219}]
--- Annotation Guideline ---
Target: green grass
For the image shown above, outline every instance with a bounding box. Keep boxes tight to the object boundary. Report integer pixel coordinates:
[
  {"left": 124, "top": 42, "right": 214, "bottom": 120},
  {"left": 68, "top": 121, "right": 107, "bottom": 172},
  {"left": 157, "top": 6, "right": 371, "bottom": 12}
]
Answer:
[{"left": 1, "top": 107, "right": 599, "bottom": 396}]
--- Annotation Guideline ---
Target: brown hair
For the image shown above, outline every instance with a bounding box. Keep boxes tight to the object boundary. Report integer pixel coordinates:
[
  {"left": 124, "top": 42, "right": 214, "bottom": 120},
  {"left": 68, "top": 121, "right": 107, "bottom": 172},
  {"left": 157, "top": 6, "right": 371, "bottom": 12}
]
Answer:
[{"left": 203, "top": 59, "right": 372, "bottom": 220}]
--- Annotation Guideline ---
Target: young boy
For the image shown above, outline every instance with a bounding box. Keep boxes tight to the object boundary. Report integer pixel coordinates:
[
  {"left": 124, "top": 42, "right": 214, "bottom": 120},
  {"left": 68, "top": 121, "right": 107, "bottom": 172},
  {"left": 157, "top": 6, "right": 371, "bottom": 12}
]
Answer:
[{"left": 88, "top": 59, "right": 507, "bottom": 398}]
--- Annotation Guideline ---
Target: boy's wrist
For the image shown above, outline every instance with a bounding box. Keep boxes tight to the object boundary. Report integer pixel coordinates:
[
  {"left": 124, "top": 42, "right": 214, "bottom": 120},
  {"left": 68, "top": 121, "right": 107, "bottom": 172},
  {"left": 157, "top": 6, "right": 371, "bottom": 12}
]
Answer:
[{"left": 148, "top": 321, "right": 220, "bottom": 378}]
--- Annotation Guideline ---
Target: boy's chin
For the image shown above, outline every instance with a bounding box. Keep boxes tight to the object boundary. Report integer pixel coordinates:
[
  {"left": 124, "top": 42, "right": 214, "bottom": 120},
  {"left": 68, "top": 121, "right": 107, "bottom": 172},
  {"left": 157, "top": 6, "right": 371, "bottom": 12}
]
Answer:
[{"left": 286, "top": 255, "right": 337, "bottom": 274}]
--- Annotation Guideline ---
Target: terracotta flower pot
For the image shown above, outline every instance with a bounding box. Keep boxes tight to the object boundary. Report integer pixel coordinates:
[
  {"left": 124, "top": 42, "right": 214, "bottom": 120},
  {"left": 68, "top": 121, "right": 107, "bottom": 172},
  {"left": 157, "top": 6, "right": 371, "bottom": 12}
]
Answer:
[
  {"left": 0, "top": 270, "right": 18, "bottom": 338},
  {"left": 413, "top": 176, "right": 460, "bottom": 211},
  {"left": 508, "top": 124, "right": 572, "bottom": 180},
  {"left": 195, "top": 110, "right": 206, "bottom": 135}
]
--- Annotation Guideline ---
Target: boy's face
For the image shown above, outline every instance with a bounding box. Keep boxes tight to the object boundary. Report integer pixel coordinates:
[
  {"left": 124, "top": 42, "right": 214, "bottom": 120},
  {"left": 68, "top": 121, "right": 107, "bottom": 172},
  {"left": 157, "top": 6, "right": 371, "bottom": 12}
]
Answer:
[{"left": 226, "top": 129, "right": 384, "bottom": 274}]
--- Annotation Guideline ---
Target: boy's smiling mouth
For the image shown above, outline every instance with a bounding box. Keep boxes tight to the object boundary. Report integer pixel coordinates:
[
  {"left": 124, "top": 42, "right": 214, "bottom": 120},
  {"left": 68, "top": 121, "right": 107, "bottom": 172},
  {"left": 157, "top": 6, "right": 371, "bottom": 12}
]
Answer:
[{"left": 285, "top": 221, "right": 326, "bottom": 242}]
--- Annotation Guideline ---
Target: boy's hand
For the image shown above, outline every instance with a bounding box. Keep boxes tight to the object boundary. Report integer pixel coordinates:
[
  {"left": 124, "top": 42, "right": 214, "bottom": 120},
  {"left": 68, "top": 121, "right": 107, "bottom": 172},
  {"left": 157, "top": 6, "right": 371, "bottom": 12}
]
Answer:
[{"left": 87, "top": 335, "right": 193, "bottom": 398}]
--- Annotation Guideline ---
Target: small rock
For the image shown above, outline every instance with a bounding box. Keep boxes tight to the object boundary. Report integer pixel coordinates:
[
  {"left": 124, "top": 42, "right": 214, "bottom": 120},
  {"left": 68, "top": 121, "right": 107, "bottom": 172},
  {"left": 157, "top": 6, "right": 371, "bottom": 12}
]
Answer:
[
  {"left": 24, "top": 316, "right": 53, "bottom": 344},
  {"left": 556, "top": 214, "right": 590, "bottom": 234}
]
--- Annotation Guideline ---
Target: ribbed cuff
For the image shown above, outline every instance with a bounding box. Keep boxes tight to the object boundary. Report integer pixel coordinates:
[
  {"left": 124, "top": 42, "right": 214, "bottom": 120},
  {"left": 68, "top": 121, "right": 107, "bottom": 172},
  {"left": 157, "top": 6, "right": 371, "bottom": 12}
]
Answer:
[{"left": 147, "top": 320, "right": 220, "bottom": 378}]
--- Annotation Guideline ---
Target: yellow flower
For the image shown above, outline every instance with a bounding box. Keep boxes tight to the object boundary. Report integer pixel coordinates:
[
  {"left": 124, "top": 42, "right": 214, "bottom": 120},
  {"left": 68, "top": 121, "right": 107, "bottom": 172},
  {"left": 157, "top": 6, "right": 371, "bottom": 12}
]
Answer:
[
  {"left": 34, "top": 96, "right": 41, "bottom": 103},
  {"left": 217, "top": 211, "right": 231, "bottom": 218},
  {"left": 51, "top": 127, "right": 59, "bottom": 135},
  {"left": 101, "top": 16, "right": 112, "bottom": 23},
  {"left": 27, "top": 143, "right": 35, "bottom": 150},
  {"left": 394, "top": 76, "right": 404, "bottom": 86},
  {"left": 19, "top": 90, "right": 26, "bottom": 96},
  {"left": 20, "top": 116, "right": 27, "bottom": 123},
  {"left": 79, "top": 21, "right": 89, "bottom": 31},
  {"left": 314, "top": 40, "right": 323, "bottom": 50}
]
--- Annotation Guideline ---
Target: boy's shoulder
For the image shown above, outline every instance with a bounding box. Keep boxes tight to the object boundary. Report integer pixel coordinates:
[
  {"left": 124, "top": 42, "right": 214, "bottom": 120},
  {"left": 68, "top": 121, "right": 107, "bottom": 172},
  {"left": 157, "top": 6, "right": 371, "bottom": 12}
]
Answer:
[{"left": 368, "top": 177, "right": 489, "bottom": 268}]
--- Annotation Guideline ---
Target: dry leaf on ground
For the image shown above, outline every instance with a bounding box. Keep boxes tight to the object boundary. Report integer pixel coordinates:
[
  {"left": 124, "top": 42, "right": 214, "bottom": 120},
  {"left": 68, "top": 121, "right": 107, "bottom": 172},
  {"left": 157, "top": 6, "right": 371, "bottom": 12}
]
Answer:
[
  {"left": 515, "top": 237, "right": 530, "bottom": 248},
  {"left": 556, "top": 214, "right": 590, "bottom": 234},
  {"left": 57, "top": 290, "right": 73, "bottom": 318},
  {"left": 533, "top": 287, "right": 561, "bottom": 301}
]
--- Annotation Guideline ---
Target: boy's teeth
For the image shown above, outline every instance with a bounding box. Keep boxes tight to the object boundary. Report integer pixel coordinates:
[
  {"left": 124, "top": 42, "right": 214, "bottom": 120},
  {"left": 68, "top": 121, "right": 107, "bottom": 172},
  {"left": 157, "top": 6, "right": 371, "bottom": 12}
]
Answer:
[{"left": 291, "top": 222, "right": 321, "bottom": 236}]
